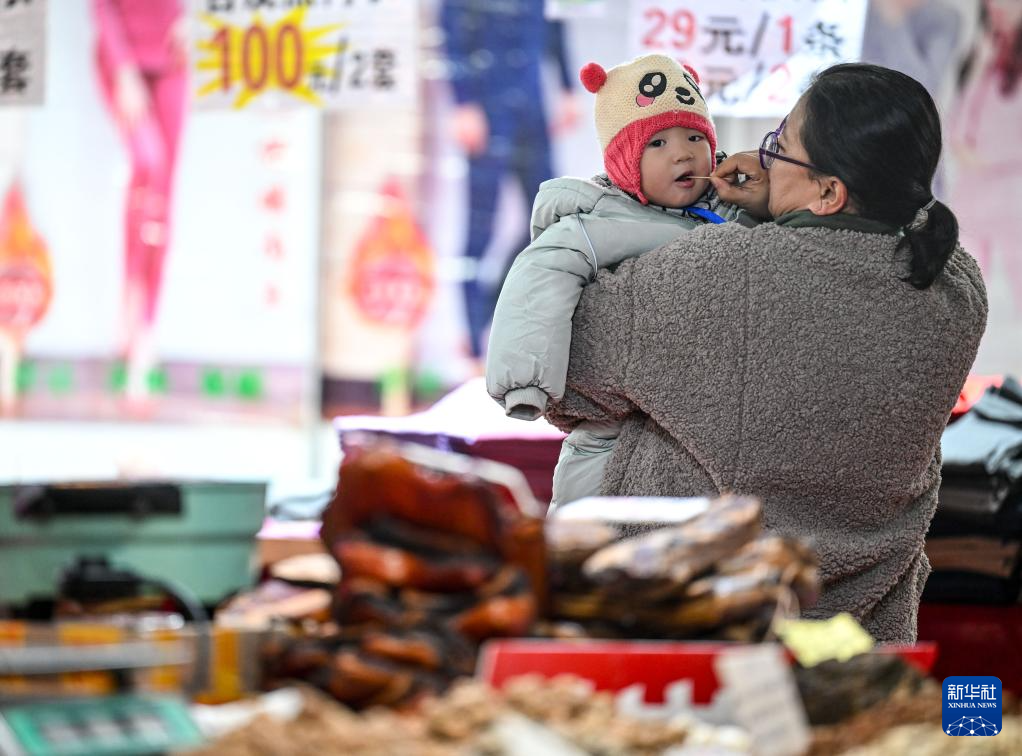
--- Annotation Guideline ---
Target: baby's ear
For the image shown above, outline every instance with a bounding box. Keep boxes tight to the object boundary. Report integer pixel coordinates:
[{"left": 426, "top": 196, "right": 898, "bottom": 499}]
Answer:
[
  {"left": 682, "top": 64, "right": 700, "bottom": 85},
  {"left": 580, "top": 62, "right": 607, "bottom": 93}
]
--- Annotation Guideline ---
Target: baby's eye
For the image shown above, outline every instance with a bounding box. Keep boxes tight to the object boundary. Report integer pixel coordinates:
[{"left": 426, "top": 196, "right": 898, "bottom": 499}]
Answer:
[
  {"left": 648, "top": 138, "right": 666, "bottom": 148},
  {"left": 688, "top": 135, "right": 704, "bottom": 142}
]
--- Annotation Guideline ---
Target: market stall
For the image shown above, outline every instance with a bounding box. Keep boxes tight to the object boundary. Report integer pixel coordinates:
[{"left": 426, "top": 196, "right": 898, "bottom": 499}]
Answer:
[{"left": 3, "top": 433, "right": 1017, "bottom": 754}]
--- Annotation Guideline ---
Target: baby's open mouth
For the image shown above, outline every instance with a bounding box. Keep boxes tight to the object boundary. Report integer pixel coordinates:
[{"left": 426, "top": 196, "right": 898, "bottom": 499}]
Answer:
[{"left": 675, "top": 171, "right": 696, "bottom": 186}]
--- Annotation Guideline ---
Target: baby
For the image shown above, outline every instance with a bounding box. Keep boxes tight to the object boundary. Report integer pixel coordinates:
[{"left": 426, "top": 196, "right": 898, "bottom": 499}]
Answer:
[{"left": 485, "top": 54, "right": 746, "bottom": 512}]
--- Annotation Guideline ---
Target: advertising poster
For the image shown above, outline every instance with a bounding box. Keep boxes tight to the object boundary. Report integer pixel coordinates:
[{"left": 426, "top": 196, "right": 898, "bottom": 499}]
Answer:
[
  {"left": 0, "top": 0, "right": 46, "bottom": 107},
  {"left": 190, "top": 0, "right": 417, "bottom": 111},
  {"left": 859, "top": 0, "right": 1022, "bottom": 376},
  {"left": 629, "top": 0, "right": 870, "bottom": 117},
  {"left": 0, "top": 1, "right": 320, "bottom": 422},
  {"left": 313, "top": 0, "right": 1019, "bottom": 416}
]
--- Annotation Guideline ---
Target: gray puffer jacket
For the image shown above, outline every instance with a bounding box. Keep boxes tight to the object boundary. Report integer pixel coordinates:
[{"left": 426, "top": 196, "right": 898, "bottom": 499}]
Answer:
[{"left": 486, "top": 173, "right": 741, "bottom": 420}]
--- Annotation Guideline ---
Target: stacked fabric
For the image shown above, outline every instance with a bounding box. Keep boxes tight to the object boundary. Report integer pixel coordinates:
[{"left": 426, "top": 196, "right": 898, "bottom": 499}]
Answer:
[{"left": 925, "top": 377, "right": 1022, "bottom": 604}]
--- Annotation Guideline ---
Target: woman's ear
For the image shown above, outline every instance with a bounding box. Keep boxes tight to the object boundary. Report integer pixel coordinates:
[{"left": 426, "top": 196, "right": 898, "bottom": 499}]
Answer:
[{"left": 810, "top": 175, "right": 851, "bottom": 216}]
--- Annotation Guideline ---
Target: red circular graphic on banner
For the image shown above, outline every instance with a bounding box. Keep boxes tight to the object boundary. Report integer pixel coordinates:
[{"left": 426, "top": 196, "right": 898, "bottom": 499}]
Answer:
[
  {"left": 349, "top": 180, "right": 435, "bottom": 330},
  {"left": 352, "top": 254, "right": 431, "bottom": 328},
  {"left": 0, "top": 263, "right": 50, "bottom": 333}
]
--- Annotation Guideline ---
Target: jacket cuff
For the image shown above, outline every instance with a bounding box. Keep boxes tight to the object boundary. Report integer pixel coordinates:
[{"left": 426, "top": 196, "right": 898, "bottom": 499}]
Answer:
[{"left": 503, "top": 387, "right": 549, "bottom": 421}]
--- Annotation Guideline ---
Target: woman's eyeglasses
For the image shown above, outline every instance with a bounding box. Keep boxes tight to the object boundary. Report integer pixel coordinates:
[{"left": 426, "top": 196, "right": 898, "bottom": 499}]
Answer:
[{"left": 759, "top": 117, "right": 821, "bottom": 173}]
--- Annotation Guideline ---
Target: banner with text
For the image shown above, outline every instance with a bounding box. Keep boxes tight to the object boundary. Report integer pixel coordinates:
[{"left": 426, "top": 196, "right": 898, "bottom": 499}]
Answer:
[
  {"left": 0, "top": 2, "right": 322, "bottom": 422},
  {"left": 191, "top": 0, "right": 416, "bottom": 111},
  {"left": 0, "top": 0, "right": 46, "bottom": 106},
  {"left": 630, "top": 0, "right": 868, "bottom": 117}
]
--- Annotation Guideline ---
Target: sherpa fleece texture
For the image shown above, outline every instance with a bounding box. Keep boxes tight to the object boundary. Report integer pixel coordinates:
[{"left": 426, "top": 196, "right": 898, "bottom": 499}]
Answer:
[{"left": 545, "top": 221, "right": 988, "bottom": 643}]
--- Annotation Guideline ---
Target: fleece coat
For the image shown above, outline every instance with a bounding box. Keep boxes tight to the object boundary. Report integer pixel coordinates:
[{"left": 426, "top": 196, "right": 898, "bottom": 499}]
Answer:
[
  {"left": 545, "top": 212, "right": 988, "bottom": 643},
  {"left": 486, "top": 173, "right": 741, "bottom": 421}
]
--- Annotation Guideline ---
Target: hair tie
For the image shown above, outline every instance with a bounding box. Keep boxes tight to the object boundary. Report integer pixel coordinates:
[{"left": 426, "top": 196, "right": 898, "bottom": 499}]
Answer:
[{"left": 906, "top": 197, "right": 937, "bottom": 232}]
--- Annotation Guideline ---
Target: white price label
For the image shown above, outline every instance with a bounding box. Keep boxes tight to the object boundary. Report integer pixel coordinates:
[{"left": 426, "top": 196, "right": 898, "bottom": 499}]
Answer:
[
  {"left": 630, "top": 0, "right": 868, "bottom": 117},
  {"left": 715, "top": 644, "right": 811, "bottom": 756}
]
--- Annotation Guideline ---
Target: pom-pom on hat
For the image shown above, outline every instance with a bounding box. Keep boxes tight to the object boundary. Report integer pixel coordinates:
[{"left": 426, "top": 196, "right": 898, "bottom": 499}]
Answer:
[{"left": 581, "top": 54, "right": 717, "bottom": 204}]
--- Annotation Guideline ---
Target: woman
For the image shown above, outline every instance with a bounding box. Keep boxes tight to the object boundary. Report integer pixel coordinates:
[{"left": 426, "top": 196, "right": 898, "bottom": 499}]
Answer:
[
  {"left": 546, "top": 63, "right": 988, "bottom": 643},
  {"left": 92, "top": 0, "right": 188, "bottom": 400}
]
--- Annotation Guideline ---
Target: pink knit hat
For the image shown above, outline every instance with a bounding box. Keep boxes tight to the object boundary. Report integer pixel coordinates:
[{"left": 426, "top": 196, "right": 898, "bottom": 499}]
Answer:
[{"left": 580, "top": 54, "right": 717, "bottom": 204}]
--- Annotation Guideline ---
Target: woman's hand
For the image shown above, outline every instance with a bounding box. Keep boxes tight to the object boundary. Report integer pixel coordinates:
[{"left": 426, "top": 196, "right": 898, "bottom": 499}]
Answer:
[
  {"left": 710, "top": 151, "right": 771, "bottom": 221},
  {"left": 114, "top": 66, "right": 150, "bottom": 130}
]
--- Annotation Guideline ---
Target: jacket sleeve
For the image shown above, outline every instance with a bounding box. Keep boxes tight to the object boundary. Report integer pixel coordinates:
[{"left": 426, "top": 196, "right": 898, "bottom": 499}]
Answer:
[
  {"left": 486, "top": 210, "right": 688, "bottom": 420},
  {"left": 485, "top": 216, "right": 596, "bottom": 420}
]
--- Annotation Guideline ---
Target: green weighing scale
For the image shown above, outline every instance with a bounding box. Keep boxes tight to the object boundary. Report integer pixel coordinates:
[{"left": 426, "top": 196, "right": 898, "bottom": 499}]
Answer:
[
  {"left": 0, "top": 695, "right": 203, "bottom": 756},
  {"left": 0, "top": 481, "right": 268, "bottom": 753},
  {"left": 0, "top": 639, "right": 206, "bottom": 755}
]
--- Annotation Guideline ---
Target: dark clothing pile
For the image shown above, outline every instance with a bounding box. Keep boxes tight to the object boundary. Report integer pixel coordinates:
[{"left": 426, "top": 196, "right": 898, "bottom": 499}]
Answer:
[{"left": 925, "top": 377, "right": 1022, "bottom": 603}]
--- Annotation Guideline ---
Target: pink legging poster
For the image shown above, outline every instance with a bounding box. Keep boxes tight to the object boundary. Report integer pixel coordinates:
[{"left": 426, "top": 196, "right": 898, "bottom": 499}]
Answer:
[{"left": 92, "top": 0, "right": 187, "bottom": 398}]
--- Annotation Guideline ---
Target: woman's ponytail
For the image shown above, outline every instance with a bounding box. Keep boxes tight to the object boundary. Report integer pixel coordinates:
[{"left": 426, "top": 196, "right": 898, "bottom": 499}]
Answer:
[
  {"left": 801, "top": 64, "right": 961, "bottom": 289},
  {"left": 899, "top": 199, "right": 959, "bottom": 289}
]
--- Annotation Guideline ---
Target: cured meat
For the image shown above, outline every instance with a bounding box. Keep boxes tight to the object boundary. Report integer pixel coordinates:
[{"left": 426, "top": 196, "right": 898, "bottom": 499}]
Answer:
[
  {"left": 332, "top": 537, "right": 499, "bottom": 593},
  {"left": 583, "top": 495, "right": 762, "bottom": 593}
]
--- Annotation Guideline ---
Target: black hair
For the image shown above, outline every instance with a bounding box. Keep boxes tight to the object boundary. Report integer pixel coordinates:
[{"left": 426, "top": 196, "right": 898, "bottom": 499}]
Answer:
[{"left": 799, "top": 63, "right": 958, "bottom": 289}]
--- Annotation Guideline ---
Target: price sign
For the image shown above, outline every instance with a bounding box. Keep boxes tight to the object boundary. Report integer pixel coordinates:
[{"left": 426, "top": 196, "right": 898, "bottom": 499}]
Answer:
[
  {"left": 0, "top": 0, "right": 46, "bottom": 106},
  {"left": 773, "top": 612, "right": 875, "bottom": 668},
  {"left": 191, "top": 0, "right": 416, "bottom": 111},
  {"left": 716, "top": 645, "right": 811, "bottom": 756},
  {"left": 630, "top": 0, "right": 868, "bottom": 117}
]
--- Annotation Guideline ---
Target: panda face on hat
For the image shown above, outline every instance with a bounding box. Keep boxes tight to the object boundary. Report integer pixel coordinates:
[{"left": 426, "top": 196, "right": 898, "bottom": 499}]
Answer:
[
  {"left": 636, "top": 65, "right": 701, "bottom": 108},
  {"left": 580, "top": 54, "right": 718, "bottom": 203}
]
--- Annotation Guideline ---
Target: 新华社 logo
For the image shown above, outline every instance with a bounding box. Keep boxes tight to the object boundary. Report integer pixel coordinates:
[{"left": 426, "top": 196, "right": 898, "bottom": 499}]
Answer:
[{"left": 943, "top": 676, "right": 1001, "bottom": 736}]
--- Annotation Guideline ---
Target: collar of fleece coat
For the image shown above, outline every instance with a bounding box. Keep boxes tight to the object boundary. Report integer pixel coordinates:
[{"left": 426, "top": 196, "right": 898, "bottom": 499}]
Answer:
[{"left": 774, "top": 210, "right": 900, "bottom": 236}]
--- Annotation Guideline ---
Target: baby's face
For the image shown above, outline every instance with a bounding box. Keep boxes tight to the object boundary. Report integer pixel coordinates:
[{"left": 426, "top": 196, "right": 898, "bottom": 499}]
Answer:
[{"left": 639, "top": 126, "right": 712, "bottom": 208}]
